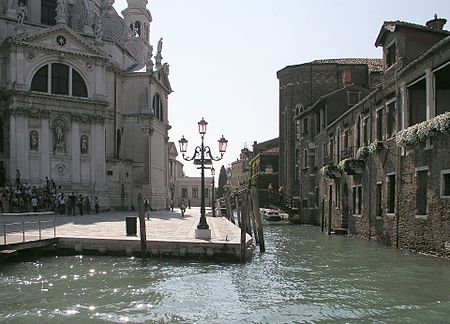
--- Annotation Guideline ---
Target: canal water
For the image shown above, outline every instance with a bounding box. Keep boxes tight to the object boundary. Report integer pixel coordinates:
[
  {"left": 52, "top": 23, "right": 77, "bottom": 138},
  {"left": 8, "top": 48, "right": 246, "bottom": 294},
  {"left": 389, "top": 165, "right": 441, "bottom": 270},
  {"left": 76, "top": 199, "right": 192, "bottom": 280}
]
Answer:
[{"left": 1, "top": 224, "right": 450, "bottom": 323}]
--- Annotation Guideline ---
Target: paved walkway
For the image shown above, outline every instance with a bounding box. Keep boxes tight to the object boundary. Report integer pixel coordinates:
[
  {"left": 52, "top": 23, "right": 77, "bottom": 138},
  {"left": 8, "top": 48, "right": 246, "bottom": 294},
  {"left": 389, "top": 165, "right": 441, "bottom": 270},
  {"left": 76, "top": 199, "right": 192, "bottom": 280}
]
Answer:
[{"left": 1, "top": 207, "right": 244, "bottom": 246}]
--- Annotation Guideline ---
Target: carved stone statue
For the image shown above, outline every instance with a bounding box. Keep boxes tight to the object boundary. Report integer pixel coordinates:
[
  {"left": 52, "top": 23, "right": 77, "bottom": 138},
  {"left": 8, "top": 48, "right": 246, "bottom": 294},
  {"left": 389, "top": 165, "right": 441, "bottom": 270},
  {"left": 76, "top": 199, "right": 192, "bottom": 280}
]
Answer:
[
  {"left": 95, "top": 18, "right": 103, "bottom": 44},
  {"left": 17, "top": 2, "right": 26, "bottom": 25},
  {"left": 80, "top": 135, "right": 89, "bottom": 154},
  {"left": 30, "top": 130, "right": 39, "bottom": 151},
  {"left": 83, "top": 0, "right": 94, "bottom": 26},
  {"left": 162, "top": 63, "right": 170, "bottom": 75},
  {"left": 157, "top": 37, "right": 163, "bottom": 56},
  {"left": 155, "top": 37, "right": 163, "bottom": 68},
  {"left": 146, "top": 45, "right": 154, "bottom": 72},
  {"left": 55, "top": 0, "right": 66, "bottom": 24},
  {"left": 53, "top": 120, "right": 66, "bottom": 153}
]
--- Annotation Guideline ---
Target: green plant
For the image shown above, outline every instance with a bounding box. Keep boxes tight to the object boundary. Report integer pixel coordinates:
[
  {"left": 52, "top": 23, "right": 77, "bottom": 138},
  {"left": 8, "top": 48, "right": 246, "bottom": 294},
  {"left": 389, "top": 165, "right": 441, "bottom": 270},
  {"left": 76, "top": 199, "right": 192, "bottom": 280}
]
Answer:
[{"left": 395, "top": 112, "right": 450, "bottom": 147}]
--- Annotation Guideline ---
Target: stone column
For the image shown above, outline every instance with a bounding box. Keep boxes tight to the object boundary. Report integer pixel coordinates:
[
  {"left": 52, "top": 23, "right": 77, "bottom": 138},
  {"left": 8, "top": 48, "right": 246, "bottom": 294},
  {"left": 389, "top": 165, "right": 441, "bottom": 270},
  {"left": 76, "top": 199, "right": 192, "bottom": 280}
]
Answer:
[
  {"left": 40, "top": 118, "right": 51, "bottom": 179},
  {"left": 141, "top": 127, "right": 153, "bottom": 184},
  {"left": 71, "top": 120, "right": 80, "bottom": 183},
  {"left": 400, "top": 83, "right": 407, "bottom": 130},
  {"left": 426, "top": 68, "right": 435, "bottom": 120},
  {"left": 15, "top": 115, "right": 29, "bottom": 182},
  {"left": 9, "top": 114, "right": 17, "bottom": 181},
  {"left": 91, "top": 123, "right": 106, "bottom": 185}
]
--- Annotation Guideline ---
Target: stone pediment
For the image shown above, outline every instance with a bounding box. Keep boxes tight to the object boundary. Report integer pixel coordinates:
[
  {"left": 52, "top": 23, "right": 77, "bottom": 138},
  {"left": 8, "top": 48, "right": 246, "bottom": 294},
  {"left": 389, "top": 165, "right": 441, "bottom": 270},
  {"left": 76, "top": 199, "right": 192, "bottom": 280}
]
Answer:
[{"left": 13, "top": 24, "right": 108, "bottom": 60}]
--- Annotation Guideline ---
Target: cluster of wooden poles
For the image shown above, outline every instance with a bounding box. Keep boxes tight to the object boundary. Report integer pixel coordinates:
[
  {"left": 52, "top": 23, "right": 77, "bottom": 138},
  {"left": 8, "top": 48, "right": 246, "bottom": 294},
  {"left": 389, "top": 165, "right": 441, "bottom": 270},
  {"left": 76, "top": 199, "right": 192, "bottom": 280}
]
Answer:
[{"left": 218, "top": 186, "right": 265, "bottom": 261}]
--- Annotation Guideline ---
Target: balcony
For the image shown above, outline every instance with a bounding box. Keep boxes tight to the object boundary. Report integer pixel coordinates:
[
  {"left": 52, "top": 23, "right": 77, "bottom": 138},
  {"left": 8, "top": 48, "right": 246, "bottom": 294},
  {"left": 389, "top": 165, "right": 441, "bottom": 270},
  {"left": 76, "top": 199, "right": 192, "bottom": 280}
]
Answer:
[
  {"left": 340, "top": 146, "right": 356, "bottom": 160},
  {"left": 322, "top": 154, "right": 338, "bottom": 165}
]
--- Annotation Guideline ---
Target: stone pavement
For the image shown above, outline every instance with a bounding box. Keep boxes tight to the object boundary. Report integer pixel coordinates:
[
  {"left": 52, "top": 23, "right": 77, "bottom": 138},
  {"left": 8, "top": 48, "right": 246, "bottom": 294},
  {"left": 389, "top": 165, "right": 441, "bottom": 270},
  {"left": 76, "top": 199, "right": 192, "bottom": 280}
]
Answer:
[{"left": 1, "top": 207, "right": 245, "bottom": 245}]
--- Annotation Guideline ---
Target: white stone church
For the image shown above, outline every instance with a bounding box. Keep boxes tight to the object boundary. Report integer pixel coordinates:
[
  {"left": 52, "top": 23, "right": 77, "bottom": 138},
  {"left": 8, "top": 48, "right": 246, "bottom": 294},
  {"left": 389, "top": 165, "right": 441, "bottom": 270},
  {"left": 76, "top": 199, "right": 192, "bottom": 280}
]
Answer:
[{"left": 0, "top": 0, "right": 173, "bottom": 210}]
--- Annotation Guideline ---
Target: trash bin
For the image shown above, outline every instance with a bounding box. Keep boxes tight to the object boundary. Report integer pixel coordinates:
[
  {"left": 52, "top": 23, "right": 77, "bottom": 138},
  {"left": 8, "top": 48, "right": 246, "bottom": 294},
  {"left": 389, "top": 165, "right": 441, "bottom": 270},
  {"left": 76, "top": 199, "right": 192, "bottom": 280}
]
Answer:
[{"left": 125, "top": 216, "right": 137, "bottom": 236}]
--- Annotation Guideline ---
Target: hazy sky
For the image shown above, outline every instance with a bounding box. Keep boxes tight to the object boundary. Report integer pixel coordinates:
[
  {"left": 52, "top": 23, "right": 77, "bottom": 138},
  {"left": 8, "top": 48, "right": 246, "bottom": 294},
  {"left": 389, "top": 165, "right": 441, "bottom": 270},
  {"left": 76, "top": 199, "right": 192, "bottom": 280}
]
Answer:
[{"left": 114, "top": 0, "right": 450, "bottom": 176}]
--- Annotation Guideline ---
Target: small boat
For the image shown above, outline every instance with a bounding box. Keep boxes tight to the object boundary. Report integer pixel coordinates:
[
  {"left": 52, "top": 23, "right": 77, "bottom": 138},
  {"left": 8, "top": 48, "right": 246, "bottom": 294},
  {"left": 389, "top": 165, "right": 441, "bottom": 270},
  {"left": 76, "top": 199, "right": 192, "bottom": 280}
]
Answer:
[{"left": 264, "top": 209, "right": 282, "bottom": 221}]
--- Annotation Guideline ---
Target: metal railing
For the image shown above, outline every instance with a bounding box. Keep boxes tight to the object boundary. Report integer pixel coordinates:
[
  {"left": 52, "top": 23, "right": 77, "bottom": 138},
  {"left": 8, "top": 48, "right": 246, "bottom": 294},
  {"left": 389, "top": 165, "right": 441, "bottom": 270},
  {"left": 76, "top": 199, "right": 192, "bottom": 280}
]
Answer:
[{"left": 1, "top": 214, "right": 57, "bottom": 245}]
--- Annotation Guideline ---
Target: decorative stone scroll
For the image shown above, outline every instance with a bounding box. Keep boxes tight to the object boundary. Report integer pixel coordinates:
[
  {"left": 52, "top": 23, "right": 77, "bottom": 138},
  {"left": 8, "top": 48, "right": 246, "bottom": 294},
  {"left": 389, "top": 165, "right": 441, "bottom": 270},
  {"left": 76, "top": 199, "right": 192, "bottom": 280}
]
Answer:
[
  {"left": 141, "top": 127, "right": 154, "bottom": 136},
  {"left": 100, "top": 8, "right": 128, "bottom": 44}
]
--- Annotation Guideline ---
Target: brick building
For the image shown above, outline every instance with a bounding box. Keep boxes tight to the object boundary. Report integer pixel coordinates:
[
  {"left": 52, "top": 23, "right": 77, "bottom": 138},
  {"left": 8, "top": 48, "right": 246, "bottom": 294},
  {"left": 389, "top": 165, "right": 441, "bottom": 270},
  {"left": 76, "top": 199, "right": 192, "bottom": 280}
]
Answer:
[
  {"left": 277, "top": 59, "right": 383, "bottom": 200},
  {"left": 286, "top": 16, "right": 450, "bottom": 258}
]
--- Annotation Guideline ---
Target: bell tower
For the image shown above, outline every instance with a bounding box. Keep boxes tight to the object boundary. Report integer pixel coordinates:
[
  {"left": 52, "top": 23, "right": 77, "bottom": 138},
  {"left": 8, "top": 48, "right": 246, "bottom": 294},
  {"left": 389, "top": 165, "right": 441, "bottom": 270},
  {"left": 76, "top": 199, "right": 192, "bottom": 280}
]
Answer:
[{"left": 122, "top": 0, "right": 152, "bottom": 64}]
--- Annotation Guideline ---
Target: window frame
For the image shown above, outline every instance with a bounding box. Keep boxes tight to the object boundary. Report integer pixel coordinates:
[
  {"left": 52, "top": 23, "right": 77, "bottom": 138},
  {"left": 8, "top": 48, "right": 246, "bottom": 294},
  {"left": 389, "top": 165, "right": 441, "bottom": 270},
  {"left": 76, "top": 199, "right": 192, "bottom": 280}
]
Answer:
[
  {"left": 386, "top": 98, "right": 397, "bottom": 139},
  {"left": 385, "top": 39, "right": 397, "bottom": 70},
  {"left": 376, "top": 182, "right": 383, "bottom": 217},
  {"left": 30, "top": 63, "right": 88, "bottom": 98},
  {"left": 376, "top": 106, "right": 384, "bottom": 141},
  {"left": 416, "top": 167, "right": 429, "bottom": 217},
  {"left": 441, "top": 169, "right": 450, "bottom": 199},
  {"left": 386, "top": 173, "right": 396, "bottom": 214},
  {"left": 192, "top": 187, "right": 199, "bottom": 199}
]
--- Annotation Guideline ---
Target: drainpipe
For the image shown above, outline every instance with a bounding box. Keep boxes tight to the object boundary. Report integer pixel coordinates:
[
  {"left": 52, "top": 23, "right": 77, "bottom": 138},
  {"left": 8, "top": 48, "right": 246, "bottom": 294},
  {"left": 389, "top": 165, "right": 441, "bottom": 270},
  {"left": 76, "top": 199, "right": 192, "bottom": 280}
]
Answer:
[
  {"left": 367, "top": 156, "right": 372, "bottom": 241},
  {"left": 113, "top": 74, "right": 117, "bottom": 157}
]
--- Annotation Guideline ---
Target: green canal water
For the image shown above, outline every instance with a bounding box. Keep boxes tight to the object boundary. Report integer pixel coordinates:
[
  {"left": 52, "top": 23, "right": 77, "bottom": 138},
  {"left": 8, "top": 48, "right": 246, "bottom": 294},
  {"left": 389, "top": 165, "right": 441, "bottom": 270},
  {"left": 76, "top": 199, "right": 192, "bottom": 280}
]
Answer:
[{"left": 1, "top": 224, "right": 450, "bottom": 323}]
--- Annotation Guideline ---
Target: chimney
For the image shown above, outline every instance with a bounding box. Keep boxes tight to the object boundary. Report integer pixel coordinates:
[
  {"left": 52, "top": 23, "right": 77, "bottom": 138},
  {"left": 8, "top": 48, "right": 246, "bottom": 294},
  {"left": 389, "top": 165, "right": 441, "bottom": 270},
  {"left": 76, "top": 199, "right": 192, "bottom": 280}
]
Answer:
[
  {"left": 342, "top": 69, "right": 352, "bottom": 87},
  {"left": 426, "top": 14, "right": 447, "bottom": 31}
]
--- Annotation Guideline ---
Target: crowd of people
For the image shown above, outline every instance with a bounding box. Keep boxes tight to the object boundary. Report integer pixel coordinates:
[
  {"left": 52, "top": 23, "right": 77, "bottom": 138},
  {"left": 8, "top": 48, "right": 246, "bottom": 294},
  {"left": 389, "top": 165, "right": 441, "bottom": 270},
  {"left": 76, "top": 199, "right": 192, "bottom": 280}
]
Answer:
[{"left": 0, "top": 176, "right": 100, "bottom": 215}]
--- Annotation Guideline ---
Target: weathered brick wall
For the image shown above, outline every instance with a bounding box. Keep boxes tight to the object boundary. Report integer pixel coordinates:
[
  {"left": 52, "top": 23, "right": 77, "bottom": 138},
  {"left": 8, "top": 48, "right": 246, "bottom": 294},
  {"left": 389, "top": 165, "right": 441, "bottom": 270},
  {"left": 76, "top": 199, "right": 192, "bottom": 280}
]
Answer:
[
  {"left": 278, "top": 63, "right": 373, "bottom": 198},
  {"left": 397, "top": 134, "right": 450, "bottom": 258}
]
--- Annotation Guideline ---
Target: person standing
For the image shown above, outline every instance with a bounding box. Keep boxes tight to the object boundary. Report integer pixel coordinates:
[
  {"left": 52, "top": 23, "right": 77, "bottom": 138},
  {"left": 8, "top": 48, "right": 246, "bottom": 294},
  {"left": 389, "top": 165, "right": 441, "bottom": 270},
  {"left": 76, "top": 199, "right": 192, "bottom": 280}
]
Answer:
[
  {"left": 31, "top": 195, "right": 38, "bottom": 212},
  {"left": 94, "top": 196, "right": 99, "bottom": 214},
  {"left": 69, "top": 192, "right": 77, "bottom": 215},
  {"left": 180, "top": 199, "right": 186, "bottom": 217},
  {"left": 58, "top": 193, "right": 66, "bottom": 214},
  {"left": 77, "top": 194, "right": 84, "bottom": 216},
  {"left": 144, "top": 198, "right": 150, "bottom": 220},
  {"left": 84, "top": 195, "right": 90, "bottom": 214},
  {"left": 278, "top": 186, "right": 284, "bottom": 204}
]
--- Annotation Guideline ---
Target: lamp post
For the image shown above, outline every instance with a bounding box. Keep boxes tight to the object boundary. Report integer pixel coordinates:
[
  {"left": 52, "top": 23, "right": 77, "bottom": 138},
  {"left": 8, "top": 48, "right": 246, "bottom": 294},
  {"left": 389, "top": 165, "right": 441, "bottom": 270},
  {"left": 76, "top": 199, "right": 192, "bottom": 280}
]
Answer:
[
  {"left": 178, "top": 118, "right": 227, "bottom": 239},
  {"left": 211, "top": 166, "right": 216, "bottom": 218}
]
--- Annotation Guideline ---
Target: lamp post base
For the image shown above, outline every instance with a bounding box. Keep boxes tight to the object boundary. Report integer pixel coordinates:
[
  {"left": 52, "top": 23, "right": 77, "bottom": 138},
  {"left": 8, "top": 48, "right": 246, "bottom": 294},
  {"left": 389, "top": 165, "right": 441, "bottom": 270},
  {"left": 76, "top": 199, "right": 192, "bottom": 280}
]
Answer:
[{"left": 195, "top": 228, "right": 211, "bottom": 240}]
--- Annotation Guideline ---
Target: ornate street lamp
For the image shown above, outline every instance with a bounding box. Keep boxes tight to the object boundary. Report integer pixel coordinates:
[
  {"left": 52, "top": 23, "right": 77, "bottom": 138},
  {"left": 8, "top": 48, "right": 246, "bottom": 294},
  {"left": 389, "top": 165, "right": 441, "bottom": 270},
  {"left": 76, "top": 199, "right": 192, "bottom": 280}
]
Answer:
[
  {"left": 178, "top": 118, "right": 227, "bottom": 239},
  {"left": 211, "top": 166, "right": 216, "bottom": 218}
]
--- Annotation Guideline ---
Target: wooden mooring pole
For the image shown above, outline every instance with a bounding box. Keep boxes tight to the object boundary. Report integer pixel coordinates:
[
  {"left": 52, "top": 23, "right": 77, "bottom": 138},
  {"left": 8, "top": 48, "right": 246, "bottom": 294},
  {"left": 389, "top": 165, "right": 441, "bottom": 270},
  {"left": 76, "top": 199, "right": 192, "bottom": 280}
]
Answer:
[
  {"left": 240, "top": 194, "right": 248, "bottom": 262},
  {"left": 327, "top": 187, "right": 332, "bottom": 235},
  {"left": 321, "top": 199, "right": 325, "bottom": 233},
  {"left": 251, "top": 187, "right": 265, "bottom": 252},
  {"left": 137, "top": 193, "right": 147, "bottom": 259}
]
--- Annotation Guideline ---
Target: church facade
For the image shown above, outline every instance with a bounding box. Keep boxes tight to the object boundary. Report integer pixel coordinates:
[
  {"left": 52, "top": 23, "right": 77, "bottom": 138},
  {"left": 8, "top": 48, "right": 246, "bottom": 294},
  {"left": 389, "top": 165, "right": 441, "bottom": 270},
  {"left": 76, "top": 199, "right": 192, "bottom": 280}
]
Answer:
[{"left": 0, "top": 0, "right": 173, "bottom": 210}]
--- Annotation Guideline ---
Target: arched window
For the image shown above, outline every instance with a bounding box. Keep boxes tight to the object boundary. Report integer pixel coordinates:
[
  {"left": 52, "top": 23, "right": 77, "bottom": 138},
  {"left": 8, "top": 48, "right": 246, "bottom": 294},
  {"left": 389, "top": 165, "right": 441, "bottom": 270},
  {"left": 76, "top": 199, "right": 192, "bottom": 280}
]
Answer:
[
  {"left": 52, "top": 63, "right": 69, "bottom": 95},
  {"left": 30, "top": 65, "right": 48, "bottom": 92},
  {"left": 152, "top": 93, "right": 163, "bottom": 122},
  {"left": 30, "top": 63, "right": 88, "bottom": 98},
  {"left": 134, "top": 21, "right": 141, "bottom": 37},
  {"left": 116, "top": 129, "right": 121, "bottom": 159},
  {"left": 73, "top": 69, "right": 88, "bottom": 97}
]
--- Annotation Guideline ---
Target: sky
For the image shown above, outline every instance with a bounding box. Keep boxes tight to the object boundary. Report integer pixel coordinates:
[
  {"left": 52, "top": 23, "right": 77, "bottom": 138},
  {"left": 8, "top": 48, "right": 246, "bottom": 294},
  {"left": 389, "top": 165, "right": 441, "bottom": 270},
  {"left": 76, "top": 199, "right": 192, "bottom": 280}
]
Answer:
[{"left": 113, "top": 0, "right": 450, "bottom": 176}]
